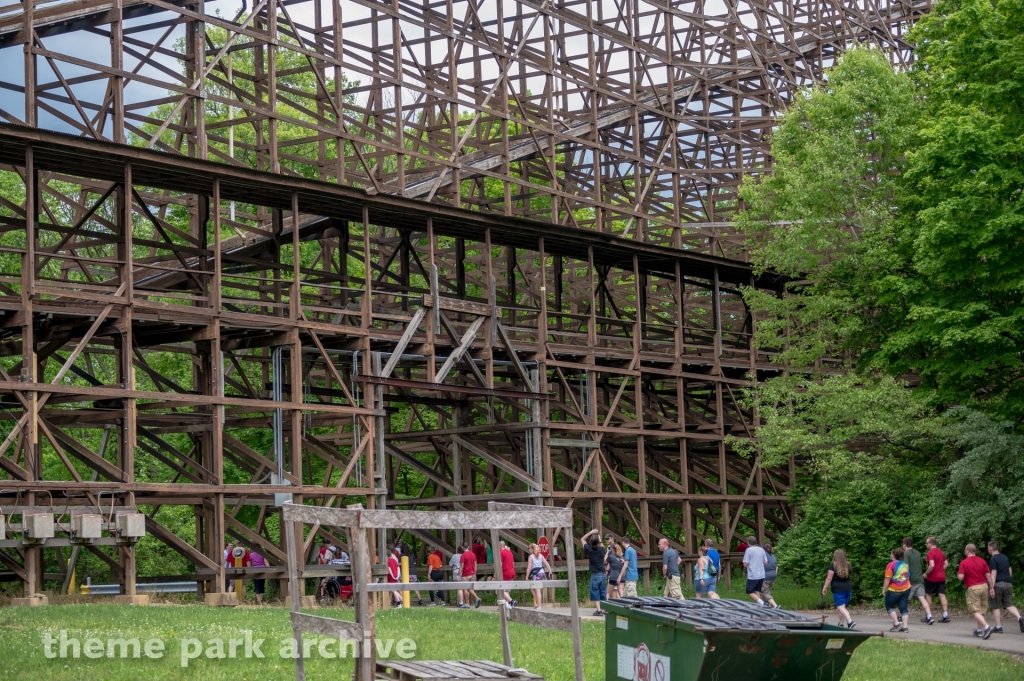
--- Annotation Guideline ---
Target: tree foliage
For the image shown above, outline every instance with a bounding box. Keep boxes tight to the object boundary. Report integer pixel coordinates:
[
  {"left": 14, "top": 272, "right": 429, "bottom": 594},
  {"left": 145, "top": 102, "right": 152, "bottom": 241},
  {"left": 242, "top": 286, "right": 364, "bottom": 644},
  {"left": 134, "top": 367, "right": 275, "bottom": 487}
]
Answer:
[{"left": 741, "top": 1, "right": 1024, "bottom": 588}]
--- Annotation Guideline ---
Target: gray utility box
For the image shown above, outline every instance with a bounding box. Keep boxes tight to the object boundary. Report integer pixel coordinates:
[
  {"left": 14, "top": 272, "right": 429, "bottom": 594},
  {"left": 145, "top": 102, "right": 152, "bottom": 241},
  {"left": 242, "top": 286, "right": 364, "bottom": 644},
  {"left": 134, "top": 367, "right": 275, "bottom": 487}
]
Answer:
[
  {"left": 72, "top": 514, "right": 104, "bottom": 540},
  {"left": 117, "top": 513, "right": 146, "bottom": 539},
  {"left": 25, "top": 513, "right": 55, "bottom": 540}
]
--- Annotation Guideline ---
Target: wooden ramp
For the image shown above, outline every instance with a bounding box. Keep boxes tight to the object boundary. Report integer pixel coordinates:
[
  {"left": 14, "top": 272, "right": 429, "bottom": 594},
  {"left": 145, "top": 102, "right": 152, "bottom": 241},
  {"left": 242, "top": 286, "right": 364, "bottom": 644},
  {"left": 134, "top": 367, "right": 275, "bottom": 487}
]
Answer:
[{"left": 376, "top": 660, "right": 544, "bottom": 681}]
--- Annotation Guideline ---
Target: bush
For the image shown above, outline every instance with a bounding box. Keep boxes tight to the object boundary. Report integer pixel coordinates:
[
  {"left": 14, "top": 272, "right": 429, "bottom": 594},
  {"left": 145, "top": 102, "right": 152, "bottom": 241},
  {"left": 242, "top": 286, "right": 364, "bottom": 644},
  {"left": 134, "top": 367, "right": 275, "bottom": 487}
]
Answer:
[{"left": 776, "top": 465, "right": 934, "bottom": 601}]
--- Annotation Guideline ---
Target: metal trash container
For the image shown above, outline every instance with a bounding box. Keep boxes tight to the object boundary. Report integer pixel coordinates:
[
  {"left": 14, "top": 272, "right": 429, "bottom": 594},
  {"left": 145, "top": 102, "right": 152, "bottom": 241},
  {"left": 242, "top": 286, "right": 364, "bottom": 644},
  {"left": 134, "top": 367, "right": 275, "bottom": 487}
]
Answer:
[{"left": 603, "top": 597, "right": 879, "bottom": 681}]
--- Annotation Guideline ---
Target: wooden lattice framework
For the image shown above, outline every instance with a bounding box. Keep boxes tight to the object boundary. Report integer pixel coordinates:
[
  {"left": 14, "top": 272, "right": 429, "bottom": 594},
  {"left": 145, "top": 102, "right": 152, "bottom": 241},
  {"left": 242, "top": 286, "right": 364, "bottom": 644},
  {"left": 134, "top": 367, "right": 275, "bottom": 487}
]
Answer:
[{"left": 0, "top": 0, "right": 928, "bottom": 599}]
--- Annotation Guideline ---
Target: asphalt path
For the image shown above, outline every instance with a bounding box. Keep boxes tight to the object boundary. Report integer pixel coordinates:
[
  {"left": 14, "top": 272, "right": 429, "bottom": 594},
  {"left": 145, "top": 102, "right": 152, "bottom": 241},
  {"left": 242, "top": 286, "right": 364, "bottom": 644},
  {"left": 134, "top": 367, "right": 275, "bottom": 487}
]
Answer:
[{"left": 469, "top": 603, "right": 1024, "bottom": 656}]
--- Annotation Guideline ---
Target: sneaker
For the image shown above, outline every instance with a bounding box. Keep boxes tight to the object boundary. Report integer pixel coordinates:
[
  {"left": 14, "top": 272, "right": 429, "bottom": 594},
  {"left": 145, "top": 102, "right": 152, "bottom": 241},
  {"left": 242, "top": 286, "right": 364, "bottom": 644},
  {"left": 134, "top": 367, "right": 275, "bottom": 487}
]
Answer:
[
  {"left": 475, "top": 597, "right": 482, "bottom": 609},
  {"left": 773, "top": 604, "right": 782, "bottom": 610},
  {"left": 921, "top": 616, "right": 933, "bottom": 624},
  {"left": 982, "top": 626, "right": 993, "bottom": 640},
  {"left": 899, "top": 627, "right": 909, "bottom": 633},
  {"left": 510, "top": 599, "right": 517, "bottom": 608},
  {"left": 593, "top": 610, "right": 603, "bottom": 616},
  {"left": 941, "top": 615, "right": 951, "bottom": 623},
  {"left": 1019, "top": 617, "right": 1024, "bottom": 633},
  {"left": 534, "top": 606, "right": 541, "bottom": 610},
  {"left": 847, "top": 621, "right": 856, "bottom": 629},
  {"left": 417, "top": 599, "right": 423, "bottom": 606},
  {"left": 459, "top": 604, "right": 471, "bottom": 609},
  {"left": 427, "top": 602, "right": 436, "bottom": 607},
  {"left": 974, "top": 630, "right": 983, "bottom": 637},
  {"left": 889, "top": 624, "right": 902, "bottom": 632},
  {"left": 994, "top": 627, "right": 1004, "bottom": 634}
]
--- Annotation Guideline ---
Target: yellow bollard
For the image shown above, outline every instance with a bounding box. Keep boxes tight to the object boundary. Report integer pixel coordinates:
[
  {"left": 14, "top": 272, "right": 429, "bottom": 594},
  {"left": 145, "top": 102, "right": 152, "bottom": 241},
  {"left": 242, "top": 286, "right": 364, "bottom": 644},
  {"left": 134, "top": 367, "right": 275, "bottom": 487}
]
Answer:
[
  {"left": 233, "top": 548, "right": 246, "bottom": 601},
  {"left": 401, "top": 556, "right": 410, "bottom": 608}
]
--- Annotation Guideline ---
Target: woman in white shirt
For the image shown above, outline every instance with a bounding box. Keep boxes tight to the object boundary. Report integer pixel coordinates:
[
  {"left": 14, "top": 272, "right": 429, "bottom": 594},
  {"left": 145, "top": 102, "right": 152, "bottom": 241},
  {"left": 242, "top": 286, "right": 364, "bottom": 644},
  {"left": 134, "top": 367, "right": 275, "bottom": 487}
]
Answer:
[{"left": 527, "top": 543, "right": 554, "bottom": 610}]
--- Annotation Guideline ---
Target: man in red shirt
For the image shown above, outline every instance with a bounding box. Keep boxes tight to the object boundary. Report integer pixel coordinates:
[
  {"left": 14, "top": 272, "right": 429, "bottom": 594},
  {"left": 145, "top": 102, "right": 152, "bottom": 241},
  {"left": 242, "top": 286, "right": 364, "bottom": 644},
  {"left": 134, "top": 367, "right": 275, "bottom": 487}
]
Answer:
[
  {"left": 498, "top": 540, "right": 517, "bottom": 608},
  {"left": 387, "top": 545, "right": 403, "bottom": 608},
  {"left": 458, "top": 542, "right": 482, "bottom": 609},
  {"left": 472, "top": 538, "right": 488, "bottom": 572},
  {"left": 958, "top": 543, "right": 993, "bottom": 639},
  {"left": 923, "top": 536, "right": 951, "bottom": 623}
]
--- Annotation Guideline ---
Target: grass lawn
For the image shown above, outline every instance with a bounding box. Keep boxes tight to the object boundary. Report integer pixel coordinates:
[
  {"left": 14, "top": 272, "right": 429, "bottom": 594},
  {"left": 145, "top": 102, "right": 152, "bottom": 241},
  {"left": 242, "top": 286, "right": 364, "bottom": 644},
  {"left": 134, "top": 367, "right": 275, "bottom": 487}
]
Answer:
[{"left": 0, "top": 604, "right": 1020, "bottom": 681}]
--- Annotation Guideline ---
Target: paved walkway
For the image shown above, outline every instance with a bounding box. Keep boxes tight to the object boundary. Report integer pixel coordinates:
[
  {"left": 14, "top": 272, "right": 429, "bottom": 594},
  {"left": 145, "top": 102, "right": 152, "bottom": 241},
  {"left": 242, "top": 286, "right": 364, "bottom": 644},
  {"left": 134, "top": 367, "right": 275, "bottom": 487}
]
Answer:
[
  {"left": 821, "top": 612, "right": 1024, "bottom": 657},
  {"left": 468, "top": 604, "right": 1024, "bottom": 657}
]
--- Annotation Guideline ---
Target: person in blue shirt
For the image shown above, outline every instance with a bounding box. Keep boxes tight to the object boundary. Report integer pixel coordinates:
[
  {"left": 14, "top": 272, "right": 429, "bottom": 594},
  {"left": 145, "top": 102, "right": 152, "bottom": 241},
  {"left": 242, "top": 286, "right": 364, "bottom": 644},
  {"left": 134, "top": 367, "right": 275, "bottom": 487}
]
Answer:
[
  {"left": 621, "top": 536, "right": 640, "bottom": 596},
  {"left": 704, "top": 538, "right": 721, "bottom": 599}
]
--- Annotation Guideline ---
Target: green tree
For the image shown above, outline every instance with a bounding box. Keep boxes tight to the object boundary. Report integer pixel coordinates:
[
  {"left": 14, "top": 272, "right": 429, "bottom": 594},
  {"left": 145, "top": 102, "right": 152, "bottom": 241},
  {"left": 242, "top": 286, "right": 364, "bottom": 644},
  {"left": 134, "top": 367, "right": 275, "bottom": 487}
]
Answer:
[
  {"left": 924, "top": 408, "right": 1024, "bottom": 570},
  {"left": 737, "top": 46, "right": 919, "bottom": 370},
  {"left": 880, "top": 0, "right": 1024, "bottom": 419}
]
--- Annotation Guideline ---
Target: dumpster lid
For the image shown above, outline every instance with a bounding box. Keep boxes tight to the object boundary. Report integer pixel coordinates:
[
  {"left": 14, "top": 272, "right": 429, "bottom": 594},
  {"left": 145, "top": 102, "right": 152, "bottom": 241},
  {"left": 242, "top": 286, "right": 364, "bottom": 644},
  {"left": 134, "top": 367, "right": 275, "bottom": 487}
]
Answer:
[{"left": 605, "top": 597, "right": 826, "bottom": 632}]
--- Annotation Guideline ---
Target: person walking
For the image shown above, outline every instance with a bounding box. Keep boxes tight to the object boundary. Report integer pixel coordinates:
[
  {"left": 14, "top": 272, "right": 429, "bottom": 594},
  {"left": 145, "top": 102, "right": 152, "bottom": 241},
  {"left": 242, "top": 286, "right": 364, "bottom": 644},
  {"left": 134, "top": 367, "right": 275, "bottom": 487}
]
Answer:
[
  {"left": 248, "top": 550, "right": 267, "bottom": 605},
  {"left": 658, "top": 538, "right": 683, "bottom": 600},
  {"left": 883, "top": 547, "right": 911, "bottom": 633},
  {"left": 742, "top": 536, "right": 769, "bottom": 606},
  {"left": 903, "top": 538, "right": 933, "bottom": 625},
  {"left": 694, "top": 546, "right": 713, "bottom": 599},
  {"left": 459, "top": 541, "right": 482, "bottom": 609},
  {"left": 987, "top": 541, "right": 1023, "bottom": 633},
  {"left": 762, "top": 542, "right": 780, "bottom": 609},
  {"left": 386, "top": 545, "right": 403, "bottom": 608},
  {"left": 606, "top": 541, "right": 626, "bottom": 599},
  {"left": 497, "top": 540, "right": 518, "bottom": 608},
  {"left": 449, "top": 547, "right": 464, "bottom": 607},
  {"left": 704, "top": 539, "right": 721, "bottom": 599},
  {"left": 426, "top": 546, "right": 443, "bottom": 606},
  {"left": 924, "top": 536, "right": 951, "bottom": 623},
  {"left": 398, "top": 541, "right": 423, "bottom": 605},
  {"left": 959, "top": 543, "right": 993, "bottom": 639},
  {"left": 582, "top": 529, "right": 608, "bottom": 615},
  {"left": 823, "top": 549, "right": 855, "bottom": 629},
  {"left": 621, "top": 536, "right": 640, "bottom": 597},
  {"left": 527, "top": 542, "right": 552, "bottom": 610}
]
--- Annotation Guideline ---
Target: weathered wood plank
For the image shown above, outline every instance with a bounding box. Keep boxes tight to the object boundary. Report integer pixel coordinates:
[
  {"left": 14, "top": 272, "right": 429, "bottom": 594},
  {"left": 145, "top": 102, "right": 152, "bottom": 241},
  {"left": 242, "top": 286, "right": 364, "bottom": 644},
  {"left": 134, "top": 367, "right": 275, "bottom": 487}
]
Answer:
[
  {"left": 506, "top": 607, "right": 574, "bottom": 632},
  {"left": 281, "top": 505, "right": 573, "bottom": 530},
  {"left": 291, "top": 612, "right": 363, "bottom": 639}
]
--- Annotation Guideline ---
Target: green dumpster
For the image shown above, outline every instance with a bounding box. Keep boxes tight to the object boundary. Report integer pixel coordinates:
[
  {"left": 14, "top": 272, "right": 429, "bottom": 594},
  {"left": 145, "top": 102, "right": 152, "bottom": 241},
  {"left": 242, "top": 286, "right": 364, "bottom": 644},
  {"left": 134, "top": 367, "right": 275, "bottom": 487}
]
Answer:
[{"left": 603, "top": 597, "right": 879, "bottom": 681}]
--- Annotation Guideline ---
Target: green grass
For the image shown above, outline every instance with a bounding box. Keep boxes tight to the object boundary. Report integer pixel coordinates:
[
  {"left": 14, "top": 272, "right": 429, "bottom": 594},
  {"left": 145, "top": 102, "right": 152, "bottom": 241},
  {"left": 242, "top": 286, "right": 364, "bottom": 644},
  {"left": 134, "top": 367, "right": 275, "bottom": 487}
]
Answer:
[{"left": 0, "top": 604, "right": 1020, "bottom": 681}]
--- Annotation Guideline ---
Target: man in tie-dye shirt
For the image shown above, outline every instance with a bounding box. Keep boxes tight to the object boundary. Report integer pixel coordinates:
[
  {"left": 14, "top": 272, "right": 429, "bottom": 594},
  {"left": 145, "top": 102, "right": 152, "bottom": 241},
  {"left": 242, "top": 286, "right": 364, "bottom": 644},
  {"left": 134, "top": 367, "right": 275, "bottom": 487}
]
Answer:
[{"left": 883, "top": 547, "right": 912, "bottom": 633}]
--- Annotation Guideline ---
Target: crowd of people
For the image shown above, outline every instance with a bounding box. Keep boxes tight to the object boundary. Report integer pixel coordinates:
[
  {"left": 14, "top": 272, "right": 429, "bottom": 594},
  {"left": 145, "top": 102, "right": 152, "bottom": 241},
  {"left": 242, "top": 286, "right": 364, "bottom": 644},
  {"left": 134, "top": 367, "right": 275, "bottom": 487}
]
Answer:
[
  {"left": 819, "top": 537, "right": 1023, "bottom": 640},
  {"left": 220, "top": 530, "right": 1022, "bottom": 640}
]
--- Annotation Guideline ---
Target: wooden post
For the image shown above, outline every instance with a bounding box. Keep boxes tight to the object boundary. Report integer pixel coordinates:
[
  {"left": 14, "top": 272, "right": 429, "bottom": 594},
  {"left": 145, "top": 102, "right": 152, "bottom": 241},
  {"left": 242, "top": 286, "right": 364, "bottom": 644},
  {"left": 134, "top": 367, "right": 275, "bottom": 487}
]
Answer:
[
  {"left": 488, "top": 503, "right": 512, "bottom": 667},
  {"left": 351, "top": 524, "right": 375, "bottom": 681},
  {"left": 564, "top": 523, "right": 584, "bottom": 681},
  {"left": 284, "top": 513, "right": 304, "bottom": 681}
]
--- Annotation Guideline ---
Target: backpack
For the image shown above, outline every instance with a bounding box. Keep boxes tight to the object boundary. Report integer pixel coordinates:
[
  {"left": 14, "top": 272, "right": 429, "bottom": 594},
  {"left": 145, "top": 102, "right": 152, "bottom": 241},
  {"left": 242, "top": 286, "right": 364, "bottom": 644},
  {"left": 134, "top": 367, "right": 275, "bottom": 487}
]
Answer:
[{"left": 708, "top": 559, "right": 719, "bottom": 576}]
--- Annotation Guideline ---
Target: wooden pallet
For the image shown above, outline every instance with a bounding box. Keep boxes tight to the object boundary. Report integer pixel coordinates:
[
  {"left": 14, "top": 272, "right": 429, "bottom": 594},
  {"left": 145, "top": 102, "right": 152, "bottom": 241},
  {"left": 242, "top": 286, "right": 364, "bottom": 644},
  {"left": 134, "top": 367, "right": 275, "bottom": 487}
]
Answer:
[{"left": 375, "top": 660, "right": 544, "bottom": 681}]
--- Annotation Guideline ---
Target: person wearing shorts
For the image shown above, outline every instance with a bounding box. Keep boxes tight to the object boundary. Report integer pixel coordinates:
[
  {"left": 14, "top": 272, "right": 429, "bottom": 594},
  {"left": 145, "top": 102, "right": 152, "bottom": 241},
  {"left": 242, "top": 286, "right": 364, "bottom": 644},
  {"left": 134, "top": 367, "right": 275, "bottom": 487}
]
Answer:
[
  {"left": 958, "top": 543, "right": 993, "bottom": 639},
  {"left": 583, "top": 529, "right": 609, "bottom": 614},
  {"left": 694, "top": 546, "right": 712, "bottom": 598},
  {"left": 659, "top": 538, "right": 683, "bottom": 600},
  {"left": 883, "top": 547, "right": 911, "bottom": 633},
  {"left": 987, "top": 541, "right": 1023, "bottom": 633},
  {"left": 621, "top": 536, "right": 639, "bottom": 597},
  {"left": 459, "top": 542, "right": 482, "bottom": 608},
  {"left": 823, "top": 549, "right": 855, "bottom": 628},
  {"left": 903, "top": 537, "right": 933, "bottom": 624},
  {"left": 924, "top": 536, "right": 951, "bottom": 622},
  {"left": 742, "top": 536, "right": 768, "bottom": 606}
]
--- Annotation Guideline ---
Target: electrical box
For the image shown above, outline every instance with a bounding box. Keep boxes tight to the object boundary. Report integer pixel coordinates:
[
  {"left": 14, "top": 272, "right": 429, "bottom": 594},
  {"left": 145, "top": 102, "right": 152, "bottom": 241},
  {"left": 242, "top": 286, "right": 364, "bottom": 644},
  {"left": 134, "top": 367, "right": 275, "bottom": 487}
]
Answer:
[
  {"left": 117, "top": 513, "right": 146, "bottom": 539},
  {"left": 25, "top": 513, "right": 55, "bottom": 539},
  {"left": 72, "top": 514, "right": 103, "bottom": 540}
]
